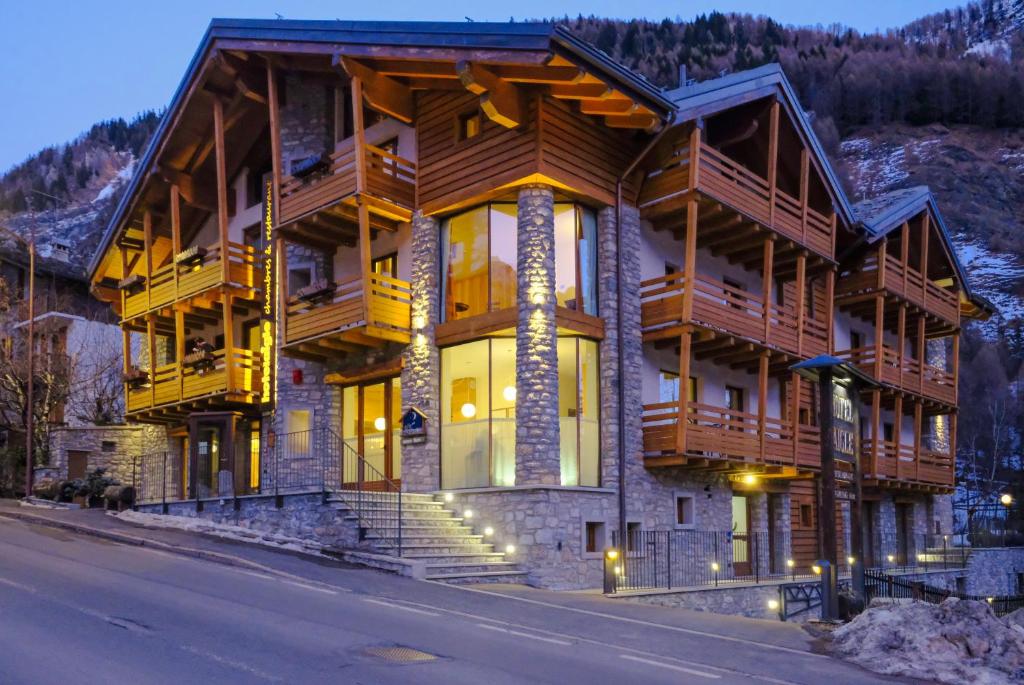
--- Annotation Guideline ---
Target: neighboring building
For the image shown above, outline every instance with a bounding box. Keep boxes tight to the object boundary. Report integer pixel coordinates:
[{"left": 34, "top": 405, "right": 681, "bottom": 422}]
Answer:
[{"left": 86, "top": 20, "right": 991, "bottom": 589}]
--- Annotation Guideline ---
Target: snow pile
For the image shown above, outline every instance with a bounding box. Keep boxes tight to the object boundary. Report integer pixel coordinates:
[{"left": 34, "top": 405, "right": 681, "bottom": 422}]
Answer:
[
  {"left": 832, "top": 598, "right": 1024, "bottom": 684},
  {"left": 114, "top": 509, "right": 325, "bottom": 556}
]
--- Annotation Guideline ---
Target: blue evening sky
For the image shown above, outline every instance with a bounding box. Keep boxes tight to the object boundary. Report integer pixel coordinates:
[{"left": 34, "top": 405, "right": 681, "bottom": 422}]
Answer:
[{"left": 1, "top": 0, "right": 956, "bottom": 173}]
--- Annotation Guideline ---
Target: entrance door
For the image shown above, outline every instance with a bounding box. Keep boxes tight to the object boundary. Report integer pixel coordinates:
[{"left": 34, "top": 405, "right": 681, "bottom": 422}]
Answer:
[
  {"left": 187, "top": 412, "right": 240, "bottom": 499},
  {"left": 67, "top": 450, "right": 88, "bottom": 480},
  {"left": 341, "top": 377, "right": 401, "bottom": 489},
  {"left": 732, "top": 495, "right": 753, "bottom": 576},
  {"left": 194, "top": 425, "right": 222, "bottom": 499}
]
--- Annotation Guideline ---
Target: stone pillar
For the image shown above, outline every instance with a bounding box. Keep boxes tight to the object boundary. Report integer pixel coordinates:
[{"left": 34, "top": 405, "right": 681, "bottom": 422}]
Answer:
[
  {"left": 401, "top": 211, "right": 442, "bottom": 492},
  {"left": 515, "top": 185, "right": 560, "bottom": 485},
  {"left": 876, "top": 495, "right": 898, "bottom": 563}
]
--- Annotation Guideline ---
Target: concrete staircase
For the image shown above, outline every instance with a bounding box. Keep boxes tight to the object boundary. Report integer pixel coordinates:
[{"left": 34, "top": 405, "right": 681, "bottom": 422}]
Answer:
[{"left": 327, "top": 492, "right": 526, "bottom": 584}]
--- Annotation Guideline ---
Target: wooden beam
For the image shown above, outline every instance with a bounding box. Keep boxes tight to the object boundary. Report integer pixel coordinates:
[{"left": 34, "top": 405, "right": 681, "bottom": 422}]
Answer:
[
  {"left": 874, "top": 293, "right": 885, "bottom": 379},
  {"left": 579, "top": 99, "right": 637, "bottom": 116},
  {"left": 758, "top": 351, "right": 769, "bottom": 462},
  {"left": 795, "top": 252, "right": 806, "bottom": 356},
  {"left": 682, "top": 199, "right": 698, "bottom": 322},
  {"left": 676, "top": 329, "right": 692, "bottom": 454},
  {"left": 212, "top": 97, "right": 230, "bottom": 283},
  {"left": 358, "top": 201, "right": 372, "bottom": 325},
  {"left": 457, "top": 60, "right": 525, "bottom": 128},
  {"left": 351, "top": 76, "right": 367, "bottom": 194},
  {"left": 762, "top": 236, "right": 774, "bottom": 344},
  {"left": 767, "top": 100, "right": 780, "bottom": 226},
  {"left": 549, "top": 82, "right": 613, "bottom": 100},
  {"left": 336, "top": 55, "right": 414, "bottom": 124}
]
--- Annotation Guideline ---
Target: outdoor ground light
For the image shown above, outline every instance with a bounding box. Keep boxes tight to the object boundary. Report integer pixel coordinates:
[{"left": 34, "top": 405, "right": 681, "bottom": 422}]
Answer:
[
  {"left": 767, "top": 599, "right": 779, "bottom": 611},
  {"left": 847, "top": 556, "right": 855, "bottom": 565},
  {"left": 505, "top": 544, "right": 516, "bottom": 554},
  {"left": 606, "top": 548, "right": 619, "bottom": 561},
  {"left": 463, "top": 509, "right": 474, "bottom": 519},
  {"left": 1002, "top": 493, "right": 1014, "bottom": 506},
  {"left": 786, "top": 559, "right": 795, "bottom": 568},
  {"left": 483, "top": 526, "right": 494, "bottom": 536},
  {"left": 443, "top": 492, "right": 454, "bottom": 503},
  {"left": 710, "top": 562, "right": 720, "bottom": 572},
  {"left": 811, "top": 564, "right": 822, "bottom": 575},
  {"left": 887, "top": 554, "right": 895, "bottom": 563}
]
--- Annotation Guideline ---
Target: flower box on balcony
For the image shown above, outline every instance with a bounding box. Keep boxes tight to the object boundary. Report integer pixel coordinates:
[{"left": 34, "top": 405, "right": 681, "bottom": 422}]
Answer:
[
  {"left": 123, "top": 367, "right": 149, "bottom": 388},
  {"left": 174, "top": 245, "right": 208, "bottom": 266},
  {"left": 294, "top": 279, "right": 335, "bottom": 303},
  {"left": 117, "top": 274, "right": 146, "bottom": 292}
]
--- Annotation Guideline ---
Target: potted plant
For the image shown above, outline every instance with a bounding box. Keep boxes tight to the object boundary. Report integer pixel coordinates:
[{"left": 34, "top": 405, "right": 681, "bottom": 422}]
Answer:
[
  {"left": 124, "top": 366, "right": 150, "bottom": 389},
  {"left": 174, "top": 245, "right": 208, "bottom": 266},
  {"left": 117, "top": 273, "right": 146, "bottom": 293},
  {"left": 294, "top": 279, "right": 334, "bottom": 303},
  {"left": 79, "top": 468, "right": 118, "bottom": 509}
]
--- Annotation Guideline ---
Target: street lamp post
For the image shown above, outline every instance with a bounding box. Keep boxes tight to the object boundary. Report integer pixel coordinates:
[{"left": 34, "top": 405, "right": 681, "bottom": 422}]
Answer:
[{"left": 0, "top": 223, "right": 35, "bottom": 498}]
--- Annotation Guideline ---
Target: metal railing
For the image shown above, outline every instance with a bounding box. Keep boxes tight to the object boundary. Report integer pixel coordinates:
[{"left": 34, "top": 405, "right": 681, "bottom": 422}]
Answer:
[
  {"left": 865, "top": 570, "right": 1024, "bottom": 617},
  {"left": 863, "top": 533, "right": 970, "bottom": 573},
  {"left": 609, "top": 529, "right": 803, "bottom": 592}
]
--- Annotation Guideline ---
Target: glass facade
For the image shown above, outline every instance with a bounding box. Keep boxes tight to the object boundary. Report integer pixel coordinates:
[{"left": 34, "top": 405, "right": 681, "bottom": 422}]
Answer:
[
  {"left": 558, "top": 337, "right": 600, "bottom": 486},
  {"left": 553, "top": 204, "right": 598, "bottom": 315}
]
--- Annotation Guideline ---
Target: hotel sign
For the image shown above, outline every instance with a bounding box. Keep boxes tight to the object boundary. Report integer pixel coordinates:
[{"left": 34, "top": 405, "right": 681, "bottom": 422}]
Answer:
[
  {"left": 260, "top": 179, "right": 276, "bottom": 410},
  {"left": 832, "top": 383, "right": 858, "bottom": 492}
]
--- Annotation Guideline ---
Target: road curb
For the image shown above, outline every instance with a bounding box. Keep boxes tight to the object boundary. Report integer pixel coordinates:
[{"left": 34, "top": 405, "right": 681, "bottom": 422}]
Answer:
[{"left": 0, "top": 508, "right": 344, "bottom": 589}]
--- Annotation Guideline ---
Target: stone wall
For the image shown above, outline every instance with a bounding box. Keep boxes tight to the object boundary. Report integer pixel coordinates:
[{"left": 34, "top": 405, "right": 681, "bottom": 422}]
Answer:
[
  {"left": 616, "top": 582, "right": 795, "bottom": 621},
  {"left": 965, "top": 548, "right": 1024, "bottom": 596},
  {"left": 50, "top": 424, "right": 167, "bottom": 483},
  {"left": 141, "top": 493, "right": 358, "bottom": 549}
]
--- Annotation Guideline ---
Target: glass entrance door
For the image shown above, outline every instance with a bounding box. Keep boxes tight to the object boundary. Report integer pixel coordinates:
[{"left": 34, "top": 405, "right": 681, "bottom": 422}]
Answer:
[
  {"left": 732, "top": 495, "right": 752, "bottom": 577},
  {"left": 341, "top": 377, "right": 401, "bottom": 488},
  {"left": 195, "top": 425, "right": 222, "bottom": 499}
]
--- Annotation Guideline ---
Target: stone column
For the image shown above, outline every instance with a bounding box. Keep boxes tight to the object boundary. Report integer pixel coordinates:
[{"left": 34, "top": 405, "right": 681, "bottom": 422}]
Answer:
[
  {"left": 876, "top": 495, "right": 897, "bottom": 564},
  {"left": 401, "top": 211, "right": 442, "bottom": 492},
  {"left": 515, "top": 185, "right": 561, "bottom": 486}
]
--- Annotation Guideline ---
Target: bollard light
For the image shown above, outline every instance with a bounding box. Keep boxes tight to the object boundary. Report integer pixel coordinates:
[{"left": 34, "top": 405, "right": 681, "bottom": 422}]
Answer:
[
  {"left": 711, "top": 562, "right": 720, "bottom": 572},
  {"left": 767, "top": 599, "right": 779, "bottom": 610},
  {"left": 606, "top": 548, "right": 619, "bottom": 561},
  {"left": 812, "top": 564, "right": 822, "bottom": 575}
]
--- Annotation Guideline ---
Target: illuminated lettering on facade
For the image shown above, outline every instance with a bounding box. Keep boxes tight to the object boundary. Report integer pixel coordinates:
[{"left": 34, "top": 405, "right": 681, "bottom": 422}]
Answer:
[{"left": 260, "top": 180, "right": 276, "bottom": 408}]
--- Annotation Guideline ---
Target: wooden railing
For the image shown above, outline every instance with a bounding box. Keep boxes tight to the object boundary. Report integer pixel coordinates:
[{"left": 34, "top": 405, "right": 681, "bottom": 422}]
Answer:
[
  {"left": 640, "top": 143, "right": 834, "bottom": 258},
  {"left": 639, "top": 272, "right": 828, "bottom": 356},
  {"left": 122, "top": 242, "right": 260, "bottom": 321},
  {"left": 284, "top": 273, "right": 412, "bottom": 347},
  {"left": 862, "top": 439, "right": 954, "bottom": 487},
  {"left": 641, "top": 400, "right": 819, "bottom": 467},
  {"left": 836, "top": 254, "right": 959, "bottom": 324},
  {"left": 279, "top": 141, "right": 416, "bottom": 226},
  {"left": 836, "top": 346, "right": 956, "bottom": 405},
  {"left": 125, "top": 348, "right": 261, "bottom": 414}
]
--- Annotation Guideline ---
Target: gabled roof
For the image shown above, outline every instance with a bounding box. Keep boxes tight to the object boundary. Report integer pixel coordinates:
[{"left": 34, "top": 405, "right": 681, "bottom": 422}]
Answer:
[
  {"left": 851, "top": 185, "right": 993, "bottom": 317},
  {"left": 664, "top": 63, "right": 856, "bottom": 229}
]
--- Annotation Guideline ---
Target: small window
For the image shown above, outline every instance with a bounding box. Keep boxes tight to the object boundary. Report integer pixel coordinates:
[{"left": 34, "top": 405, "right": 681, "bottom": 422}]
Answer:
[
  {"left": 664, "top": 262, "right": 679, "bottom": 276},
  {"left": 585, "top": 521, "right": 606, "bottom": 554},
  {"left": 850, "top": 331, "right": 863, "bottom": 350},
  {"left": 372, "top": 253, "right": 397, "bottom": 278},
  {"left": 675, "top": 495, "right": 695, "bottom": 528},
  {"left": 101, "top": 441, "right": 116, "bottom": 453},
  {"left": 458, "top": 109, "right": 482, "bottom": 141},
  {"left": 800, "top": 504, "right": 813, "bottom": 528}
]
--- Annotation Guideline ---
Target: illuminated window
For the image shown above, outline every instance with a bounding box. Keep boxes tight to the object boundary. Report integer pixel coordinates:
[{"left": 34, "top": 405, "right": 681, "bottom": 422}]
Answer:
[
  {"left": 558, "top": 337, "right": 600, "bottom": 487},
  {"left": 440, "top": 204, "right": 517, "bottom": 320},
  {"left": 440, "top": 339, "right": 517, "bottom": 488},
  {"left": 372, "top": 253, "right": 397, "bottom": 278},
  {"left": 553, "top": 204, "right": 598, "bottom": 315}
]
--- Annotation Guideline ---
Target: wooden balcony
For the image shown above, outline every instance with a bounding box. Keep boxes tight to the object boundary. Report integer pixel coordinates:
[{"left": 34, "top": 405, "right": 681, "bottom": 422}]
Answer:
[
  {"left": 639, "top": 141, "right": 834, "bottom": 258},
  {"left": 836, "top": 254, "right": 959, "bottom": 325},
  {"left": 639, "top": 272, "right": 828, "bottom": 358},
  {"left": 641, "top": 400, "right": 821, "bottom": 470},
  {"left": 125, "top": 348, "right": 261, "bottom": 421},
  {"left": 279, "top": 142, "right": 416, "bottom": 228},
  {"left": 281, "top": 274, "right": 412, "bottom": 359},
  {"left": 836, "top": 346, "right": 956, "bottom": 406},
  {"left": 121, "top": 242, "right": 260, "bottom": 321},
  {"left": 862, "top": 439, "right": 954, "bottom": 490}
]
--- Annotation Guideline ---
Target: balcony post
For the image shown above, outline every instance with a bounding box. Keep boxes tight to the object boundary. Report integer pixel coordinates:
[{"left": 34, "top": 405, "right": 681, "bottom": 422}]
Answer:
[
  {"left": 142, "top": 208, "right": 154, "bottom": 311},
  {"left": 897, "top": 303, "right": 907, "bottom": 382},
  {"left": 213, "top": 96, "right": 230, "bottom": 283},
  {"left": 682, "top": 199, "right": 698, "bottom": 322},
  {"left": 762, "top": 236, "right": 774, "bottom": 345},
  {"left": 174, "top": 308, "right": 185, "bottom": 402},
  {"left": 900, "top": 221, "right": 910, "bottom": 294},
  {"left": 687, "top": 122, "right": 701, "bottom": 192},
  {"left": 799, "top": 149, "right": 809, "bottom": 244},
  {"left": 146, "top": 314, "right": 157, "bottom": 409},
  {"left": 121, "top": 324, "right": 131, "bottom": 409},
  {"left": 790, "top": 372, "right": 801, "bottom": 466},
  {"left": 913, "top": 400, "right": 923, "bottom": 482},
  {"left": 876, "top": 238, "right": 887, "bottom": 290},
  {"left": 951, "top": 331, "right": 960, "bottom": 404},
  {"left": 920, "top": 214, "right": 930, "bottom": 304},
  {"left": 676, "top": 328, "right": 692, "bottom": 455},
  {"left": 795, "top": 251, "right": 806, "bottom": 356},
  {"left": 949, "top": 412, "right": 958, "bottom": 486},
  {"left": 893, "top": 393, "right": 903, "bottom": 478},
  {"left": 767, "top": 99, "right": 780, "bottom": 226},
  {"left": 758, "top": 351, "right": 768, "bottom": 463},
  {"left": 222, "top": 292, "right": 234, "bottom": 393},
  {"left": 170, "top": 185, "right": 181, "bottom": 293},
  {"left": 825, "top": 268, "right": 835, "bottom": 354},
  {"left": 917, "top": 316, "right": 926, "bottom": 395},
  {"left": 351, "top": 76, "right": 367, "bottom": 194},
  {"left": 870, "top": 388, "right": 881, "bottom": 477},
  {"left": 873, "top": 294, "right": 885, "bottom": 380}
]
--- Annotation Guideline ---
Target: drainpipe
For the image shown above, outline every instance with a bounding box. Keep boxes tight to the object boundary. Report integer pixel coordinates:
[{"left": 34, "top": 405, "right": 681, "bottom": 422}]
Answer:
[{"left": 614, "top": 121, "right": 672, "bottom": 555}]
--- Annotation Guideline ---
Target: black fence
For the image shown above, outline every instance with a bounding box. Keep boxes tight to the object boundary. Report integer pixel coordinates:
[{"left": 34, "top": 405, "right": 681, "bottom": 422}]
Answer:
[
  {"left": 132, "top": 427, "right": 406, "bottom": 555},
  {"left": 609, "top": 529, "right": 807, "bottom": 592},
  {"left": 863, "top": 533, "right": 970, "bottom": 573},
  {"left": 865, "top": 570, "right": 1024, "bottom": 617}
]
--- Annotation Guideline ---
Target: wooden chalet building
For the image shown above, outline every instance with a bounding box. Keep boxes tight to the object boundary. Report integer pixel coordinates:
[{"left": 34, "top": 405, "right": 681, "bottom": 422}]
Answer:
[{"left": 88, "top": 20, "right": 990, "bottom": 588}]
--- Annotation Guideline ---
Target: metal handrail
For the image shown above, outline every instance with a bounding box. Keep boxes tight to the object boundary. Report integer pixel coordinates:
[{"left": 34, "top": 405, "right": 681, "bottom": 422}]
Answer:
[{"left": 329, "top": 429, "right": 404, "bottom": 556}]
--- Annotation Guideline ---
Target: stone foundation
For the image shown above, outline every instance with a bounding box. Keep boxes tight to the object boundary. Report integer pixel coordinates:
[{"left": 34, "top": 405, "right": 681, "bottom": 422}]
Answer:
[{"left": 49, "top": 424, "right": 166, "bottom": 483}]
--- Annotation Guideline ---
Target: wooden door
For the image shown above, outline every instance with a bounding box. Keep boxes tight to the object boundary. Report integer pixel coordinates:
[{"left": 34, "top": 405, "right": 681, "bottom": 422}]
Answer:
[
  {"left": 67, "top": 450, "right": 88, "bottom": 480},
  {"left": 341, "top": 377, "right": 401, "bottom": 490}
]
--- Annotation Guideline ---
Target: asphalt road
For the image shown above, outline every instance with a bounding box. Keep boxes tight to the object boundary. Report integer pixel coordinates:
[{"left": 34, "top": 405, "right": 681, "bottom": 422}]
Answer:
[{"left": 0, "top": 515, "right": 908, "bottom": 684}]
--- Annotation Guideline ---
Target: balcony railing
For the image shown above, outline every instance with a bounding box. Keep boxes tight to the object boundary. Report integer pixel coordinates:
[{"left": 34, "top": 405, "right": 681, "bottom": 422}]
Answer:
[
  {"left": 279, "top": 141, "right": 416, "bottom": 226},
  {"left": 836, "top": 346, "right": 956, "bottom": 405},
  {"left": 639, "top": 272, "right": 828, "bottom": 357},
  {"left": 862, "top": 439, "right": 954, "bottom": 487},
  {"left": 125, "top": 347, "right": 261, "bottom": 414},
  {"left": 284, "top": 273, "right": 412, "bottom": 348},
  {"left": 836, "top": 254, "right": 959, "bottom": 324},
  {"left": 639, "top": 142, "right": 833, "bottom": 257},
  {"left": 641, "top": 400, "right": 820, "bottom": 468},
  {"left": 121, "top": 242, "right": 260, "bottom": 321}
]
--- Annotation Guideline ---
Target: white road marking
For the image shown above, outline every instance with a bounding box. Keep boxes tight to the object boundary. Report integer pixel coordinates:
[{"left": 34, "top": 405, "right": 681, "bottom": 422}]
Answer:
[
  {"left": 180, "top": 644, "right": 283, "bottom": 682},
  {"left": 0, "top": 576, "right": 38, "bottom": 593},
  {"left": 446, "top": 584, "right": 822, "bottom": 658},
  {"left": 619, "top": 653, "right": 722, "bottom": 679},
  {"left": 282, "top": 579, "right": 338, "bottom": 595},
  {"left": 362, "top": 598, "right": 441, "bottom": 616},
  {"left": 476, "top": 623, "right": 573, "bottom": 646},
  {"left": 236, "top": 569, "right": 278, "bottom": 582}
]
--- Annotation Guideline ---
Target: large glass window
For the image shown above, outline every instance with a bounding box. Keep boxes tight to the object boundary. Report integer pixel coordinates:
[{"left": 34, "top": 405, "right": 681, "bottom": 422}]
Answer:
[
  {"left": 440, "top": 204, "right": 517, "bottom": 321},
  {"left": 558, "top": 337, "right": 600, "bottom": 487},
  {"left": 441, "top": 339, "right": 517, "bottom": 488},
  {"left": 554, "top": 204, "right": 598, "bottom": 316}
]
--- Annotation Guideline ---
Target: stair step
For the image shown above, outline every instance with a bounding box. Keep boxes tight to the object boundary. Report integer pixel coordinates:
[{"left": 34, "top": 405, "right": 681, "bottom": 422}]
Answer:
[
  {"left": 403, "top": 552, "right": 507, "bottom": 562},
  {"left": 424, "top": 562, "right": 519, "bottom": 575},
  {"left": 426, "top": 570, "right": 528, "bottom": 583},
  {"left": 398, "top": 543, "right": 496, "bottom": 554}
]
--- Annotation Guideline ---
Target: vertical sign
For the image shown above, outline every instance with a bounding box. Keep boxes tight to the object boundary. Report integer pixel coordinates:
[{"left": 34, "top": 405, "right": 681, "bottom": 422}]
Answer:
[
  {"left": 831, "top": 383, "right": 858, "bottom": 499},
  {"left": 260, "top": 179, "right": 276, "bottom": 410}
]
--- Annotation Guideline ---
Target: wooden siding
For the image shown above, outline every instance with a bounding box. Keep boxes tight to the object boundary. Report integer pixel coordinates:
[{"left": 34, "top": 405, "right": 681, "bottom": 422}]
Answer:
[
  {"left": 125, "top": 347, "right": 261, "bottom": 416},
  {"left": 283, "top": 274, "right": 411, "bottom": 347},
  {"left": 837, "top": 253, "right": 959, "bottom": 326},
  {"left": 789, "top": 479, "right": 847, "bottom": 574}
]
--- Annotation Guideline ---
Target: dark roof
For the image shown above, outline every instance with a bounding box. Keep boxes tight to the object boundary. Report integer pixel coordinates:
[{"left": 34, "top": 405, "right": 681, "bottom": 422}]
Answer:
[
  {"left": 87, "top": 20, "right": 674, "bottom": 280},
  {"left": 665, "top": 63, "right": 856, "bottom": 229},
  {"left": 0, "top": 243, "right": 86, "bottom": 283},
  {"left": 791, "top": 354, "right": 880, "bottom": 387}
]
